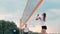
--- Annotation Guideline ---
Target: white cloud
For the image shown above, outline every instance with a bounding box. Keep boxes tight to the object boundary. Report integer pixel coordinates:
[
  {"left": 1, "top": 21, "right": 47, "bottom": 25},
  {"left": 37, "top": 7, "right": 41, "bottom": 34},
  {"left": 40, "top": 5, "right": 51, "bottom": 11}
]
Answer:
[
  {"left": 0, "top": 7, "right": 7, "bottom": 13},
  {"left": 0, "top": 9, "right": 18, "bottom": 21},
  {"left": 46, "top": 9, "right": 60, "bottom": 21},
  {"left": 46, "top": 9, "right": 60, "bottom": 33},
  {"left": 51, "top": 0, "right": 60, "bottom": 3},
  {"left": 48, "top": 9, "right": 60, "bottom": 15},
  {"left": 46, "top": 18, "right": 60, "bottom": 33},
  {"left": 45, "top": 0, "right": 60, "bottom": 3}
]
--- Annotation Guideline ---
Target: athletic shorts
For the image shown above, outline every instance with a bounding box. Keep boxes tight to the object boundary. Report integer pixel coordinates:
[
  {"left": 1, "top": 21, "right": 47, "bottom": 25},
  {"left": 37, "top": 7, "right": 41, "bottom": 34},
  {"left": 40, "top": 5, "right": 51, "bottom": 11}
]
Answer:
[
  {"left": 42, "top": 26, "right": 47, "bottom": 30},
  {"left": 24, "top": 32, "right": 28, "bottom": 34}
]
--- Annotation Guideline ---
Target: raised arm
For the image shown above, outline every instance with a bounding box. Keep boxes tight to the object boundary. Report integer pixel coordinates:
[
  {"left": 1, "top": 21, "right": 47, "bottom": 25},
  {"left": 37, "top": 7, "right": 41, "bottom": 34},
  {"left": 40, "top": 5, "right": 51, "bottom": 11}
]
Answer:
[{"left": 36, "top": 14, "right": 40, "bottom": 20}]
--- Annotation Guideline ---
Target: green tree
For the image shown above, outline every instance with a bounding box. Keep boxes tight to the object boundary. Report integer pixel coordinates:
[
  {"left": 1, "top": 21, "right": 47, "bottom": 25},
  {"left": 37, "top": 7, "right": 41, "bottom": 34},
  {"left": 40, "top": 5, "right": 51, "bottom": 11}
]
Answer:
[{"left": 0, "top": 20, "right": 19, "bottom": 34}]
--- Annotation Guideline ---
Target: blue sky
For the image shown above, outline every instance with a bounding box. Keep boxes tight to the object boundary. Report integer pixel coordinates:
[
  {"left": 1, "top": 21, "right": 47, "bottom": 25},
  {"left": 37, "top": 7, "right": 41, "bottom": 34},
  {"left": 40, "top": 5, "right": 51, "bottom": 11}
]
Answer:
[{"left": 0, "top": 0, "right": 60, "bottom": 33}]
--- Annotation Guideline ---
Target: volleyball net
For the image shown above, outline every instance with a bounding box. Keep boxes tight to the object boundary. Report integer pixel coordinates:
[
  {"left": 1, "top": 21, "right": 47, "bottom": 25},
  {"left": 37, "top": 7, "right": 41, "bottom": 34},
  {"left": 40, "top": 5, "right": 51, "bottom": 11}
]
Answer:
[{"left": 20, "top": 0, "right": 43, "bottom": 28}]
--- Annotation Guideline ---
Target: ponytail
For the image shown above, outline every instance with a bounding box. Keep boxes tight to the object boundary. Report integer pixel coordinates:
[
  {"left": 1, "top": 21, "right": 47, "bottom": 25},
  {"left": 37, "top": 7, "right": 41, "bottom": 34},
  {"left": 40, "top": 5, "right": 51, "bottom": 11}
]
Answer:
[{"left": 43, "top": 13, "right": 46, "bottom": 22}]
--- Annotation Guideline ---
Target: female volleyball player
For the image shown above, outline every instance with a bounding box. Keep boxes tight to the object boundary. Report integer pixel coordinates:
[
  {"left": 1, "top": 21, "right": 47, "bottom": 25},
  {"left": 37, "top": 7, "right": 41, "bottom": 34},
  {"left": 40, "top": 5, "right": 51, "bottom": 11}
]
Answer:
[
  {"left": 23, "top": 24, "right": 29, "bottom": 34},
  {"left": 36, "top": 13, "right": 47, "bottom": 34}
]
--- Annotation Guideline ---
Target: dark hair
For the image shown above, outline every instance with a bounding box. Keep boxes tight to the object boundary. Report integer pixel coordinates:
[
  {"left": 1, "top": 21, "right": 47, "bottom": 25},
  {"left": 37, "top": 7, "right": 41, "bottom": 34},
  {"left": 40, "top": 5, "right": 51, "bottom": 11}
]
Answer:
[
  {"left": 37, "top": 14, "right": 39, "bottom": 16},
  {"left": 43, "top": 13, "right": 46, "bottom": 22}
]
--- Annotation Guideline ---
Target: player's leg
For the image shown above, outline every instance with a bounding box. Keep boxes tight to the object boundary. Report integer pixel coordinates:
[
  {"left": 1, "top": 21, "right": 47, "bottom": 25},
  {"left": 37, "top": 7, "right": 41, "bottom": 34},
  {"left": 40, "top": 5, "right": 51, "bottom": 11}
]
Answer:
[
  {"left": 41, "top": 26, "right": 47, "bottom": 34},
  {"left": 41, "top": 29, "right": 46, "bottom": 34}
]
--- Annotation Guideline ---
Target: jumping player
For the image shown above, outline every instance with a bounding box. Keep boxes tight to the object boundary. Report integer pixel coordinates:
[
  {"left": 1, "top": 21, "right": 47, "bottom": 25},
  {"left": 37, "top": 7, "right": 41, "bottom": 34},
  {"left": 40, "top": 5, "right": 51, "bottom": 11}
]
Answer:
[{"left": 36, "top": 13, "right": 47, "bottom": 34}]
